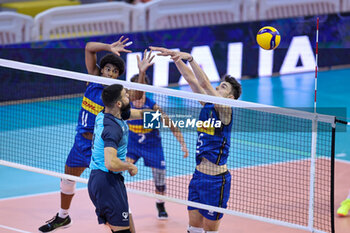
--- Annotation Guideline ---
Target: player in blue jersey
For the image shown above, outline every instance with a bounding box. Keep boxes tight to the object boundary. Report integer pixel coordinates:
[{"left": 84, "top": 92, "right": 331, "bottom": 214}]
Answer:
[
  {"left": 126, "top": 74, "right": 189, "bottom": 219},
  {"left": 88, "top": 83, "right": 151, "bottom": 233},
  {"left": 39, "top": 37, "right": 154, "bottom": 233},
  {"left": 151, "top": 46, "right": 242, "bottom": 233}
]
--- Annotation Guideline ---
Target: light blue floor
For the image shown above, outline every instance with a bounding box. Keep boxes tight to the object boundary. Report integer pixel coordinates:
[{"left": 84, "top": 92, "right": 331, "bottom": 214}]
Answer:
[{"left": 1, "top": 68, "right": 349, "bottom": 199}]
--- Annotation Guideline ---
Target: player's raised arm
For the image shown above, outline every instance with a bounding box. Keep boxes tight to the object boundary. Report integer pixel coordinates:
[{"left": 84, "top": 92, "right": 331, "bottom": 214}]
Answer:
[
  {"left": 171, "top": 51, "right": 217, "bottom": 97},
  {"left": 128, "top": 108, "right": 153, "bottom": 120},
  {"left": 130, "top": 49, "right": 155, "bottom": 101},
  {"left": 172, "top": 51, "right": 236, "bottom": 125},
  {"left": 85, "top": 36, "right": 132, "bottom": 76},
  {"left": 149, "top": 46, "right": 206, "bottom": 96},
  {"left": 153, "top": 104, "right": 189, "bottom": 158}
]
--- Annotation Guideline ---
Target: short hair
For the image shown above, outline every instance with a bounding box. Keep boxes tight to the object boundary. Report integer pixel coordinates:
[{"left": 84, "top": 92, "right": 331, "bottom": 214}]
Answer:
[
  {"left": 99, "top": 54, "right": 125, "bottom": 75},
  {"left": 130, "top": 74, "right": 151, "bottom": 85},
  {"left": 222, "top": 75, "right": 242, "bottom": 99},
  {"left": 102, "top": 84, "right": 123, "bottom": 108}
]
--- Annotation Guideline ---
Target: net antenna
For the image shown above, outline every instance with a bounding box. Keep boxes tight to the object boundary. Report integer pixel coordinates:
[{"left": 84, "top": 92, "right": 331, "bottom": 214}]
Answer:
[
  {"left": 314, "top": 17, "right": 319, "bottom": 114},
  {"left": 308, "top": 17, "right": 320, "bottom": 232}
]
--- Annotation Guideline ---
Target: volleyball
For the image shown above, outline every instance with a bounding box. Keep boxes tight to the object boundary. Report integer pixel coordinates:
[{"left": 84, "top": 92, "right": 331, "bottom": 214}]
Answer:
[{"left": 256, "top": 26, "right": 281, "bottom": 50}]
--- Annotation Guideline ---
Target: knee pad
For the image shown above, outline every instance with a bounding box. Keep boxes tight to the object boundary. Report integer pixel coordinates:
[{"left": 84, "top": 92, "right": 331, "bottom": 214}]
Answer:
[
  {"left": 60, "top": 179, "right": 76, "bottom": 195},
  {"left": 152, "top": 168, "right": 166, "bottom": 187}
]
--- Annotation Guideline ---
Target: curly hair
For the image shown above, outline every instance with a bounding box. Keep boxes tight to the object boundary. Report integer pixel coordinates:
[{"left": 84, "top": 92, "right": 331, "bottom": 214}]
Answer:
[{"left": 99, "top": 54, "right": 125, "bottom": 76}]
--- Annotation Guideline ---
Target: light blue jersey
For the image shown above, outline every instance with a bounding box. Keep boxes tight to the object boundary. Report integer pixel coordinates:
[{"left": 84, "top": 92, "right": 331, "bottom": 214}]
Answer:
[{"left": 90, "top": 111, "right": 129, "bottom": 174}]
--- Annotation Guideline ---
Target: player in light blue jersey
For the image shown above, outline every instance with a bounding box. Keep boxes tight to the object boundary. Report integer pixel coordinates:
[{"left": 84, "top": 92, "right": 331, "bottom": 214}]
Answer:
[
  {"left": 39, "top": 37, "right": 154, "bottom": 233},
  {"left": 88, "top": 84, "right": 151, "bottom": 233},
  {"left": 126, "top": 74, "right": 189, "bottom": 219},
  {"left": 151, "top": 46, "right": 242, "bottom": 233}
]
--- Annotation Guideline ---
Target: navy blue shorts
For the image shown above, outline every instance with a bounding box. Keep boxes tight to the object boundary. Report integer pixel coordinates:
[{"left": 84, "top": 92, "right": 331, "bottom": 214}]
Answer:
[
  {"left": 65, "top": 133, "right": 92, "bottom": 168},
  {"left": 88, "top": 169, "right": 130, "bottom": 227},
  {"left": 188, "top": 169, "right": 231, "bottom": 220}
]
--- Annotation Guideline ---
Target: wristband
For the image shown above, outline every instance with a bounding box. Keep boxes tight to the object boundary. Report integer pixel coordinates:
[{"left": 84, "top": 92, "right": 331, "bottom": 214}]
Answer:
[{"left": 188, "top": 56, "right": 193, "bottom": 62}]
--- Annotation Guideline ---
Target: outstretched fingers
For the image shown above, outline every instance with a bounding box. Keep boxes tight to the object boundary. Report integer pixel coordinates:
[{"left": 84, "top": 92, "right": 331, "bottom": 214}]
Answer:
[
  {"left": 149, "top": 46, "right": 173, "bottom": 56},
  {"left": 121, "top": 37, "right": 129, "bottom": 44}
]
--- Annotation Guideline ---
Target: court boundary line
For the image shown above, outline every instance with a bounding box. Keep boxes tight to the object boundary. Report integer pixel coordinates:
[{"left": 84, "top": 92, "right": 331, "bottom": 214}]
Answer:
[
  {"left": 0, "top": 187, "right": 87, "bottom": 202},
  {"left": 0, "top": 224, "right": 31, "bottom": 233},
  {"left": 335, "top": 158, "right": 350, "bottom": 164}
]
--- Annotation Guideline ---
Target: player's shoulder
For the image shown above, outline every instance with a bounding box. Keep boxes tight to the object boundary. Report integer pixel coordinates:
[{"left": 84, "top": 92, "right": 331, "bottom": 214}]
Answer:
[
  {"left": 85, "top": 82, "right": 104, "bottom": 93},
  {"left": 104, "top": 114, "right": 125, "bottom": 129}
]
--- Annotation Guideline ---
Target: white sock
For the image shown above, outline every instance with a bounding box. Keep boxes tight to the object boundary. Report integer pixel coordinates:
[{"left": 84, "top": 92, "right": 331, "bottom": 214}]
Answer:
[
  {"left": 205, "top": 231, "right": 218, "bottom": 233},
  {"left": 187, "top": 226, "right": 204, "bottom": 233},
  {"left": 156, "top": 199, "right": 164, "bottom": 204},
  {"left": 58, "top": 208, "right": 69, "bottom": 218}
]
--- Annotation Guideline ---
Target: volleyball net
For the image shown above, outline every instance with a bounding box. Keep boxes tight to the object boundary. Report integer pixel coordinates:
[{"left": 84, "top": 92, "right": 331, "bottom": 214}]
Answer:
[{"left": 0, "top": 58, "right": 335, "bottom": 233}]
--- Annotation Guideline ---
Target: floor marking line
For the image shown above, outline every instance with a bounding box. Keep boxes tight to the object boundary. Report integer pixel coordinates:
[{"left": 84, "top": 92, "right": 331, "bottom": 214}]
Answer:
[{"left": 0, "top": 224, "right": 32, "bottom": 233}]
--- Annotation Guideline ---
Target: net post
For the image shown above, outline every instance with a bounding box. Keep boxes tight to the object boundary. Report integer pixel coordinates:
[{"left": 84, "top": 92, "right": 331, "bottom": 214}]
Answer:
[
  {"left": 330, "top": 125, "right": 335, "bottom": 233},
  {"left": 308, "top": 17, "right": 320, "bottom": 231},
  {"left": 308, "top": 116, "right": 318, "bottom": 231}
]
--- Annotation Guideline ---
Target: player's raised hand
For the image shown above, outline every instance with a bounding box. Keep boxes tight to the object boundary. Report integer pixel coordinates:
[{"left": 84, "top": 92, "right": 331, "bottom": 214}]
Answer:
[
  {"left": 110, "top": 36, "right": 132, "bottom": 56},
  {"left": 137, "top": 49, "right": 155, "bottom": 73},
  {"left": 171, "top": 52, "right": 192, "bottom": 62},
  {"left": 149, "top": 46, "right": 176, "bottom": 57}
]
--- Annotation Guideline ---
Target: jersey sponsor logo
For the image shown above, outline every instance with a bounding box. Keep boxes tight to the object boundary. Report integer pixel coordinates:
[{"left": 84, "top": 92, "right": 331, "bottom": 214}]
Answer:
[
  {"left": 81, "top": 96, "right": 104, "bottom": 115},
  {"left": 128, "top": 124, "right": 154, "bottom": 134},
  {"left": 197, "top": 124, "right": 216, "bottom": 135},
  {"left": 197, "top": 111, "right": 218, "bottom": 135}
]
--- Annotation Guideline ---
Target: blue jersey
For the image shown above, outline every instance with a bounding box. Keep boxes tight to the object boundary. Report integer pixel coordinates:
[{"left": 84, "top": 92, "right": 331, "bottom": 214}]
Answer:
[
  {"left": 127, "top": 97, "right": 161, "bottom": 145},
  {"left": 90, "top": 111, "right": 129, "bottom": 174},
  {"left": 76, "top": 83, "right": 104, "bottom": 134},
  {"left": 195, "top": 103, "right": 233, "bottom": 166}
]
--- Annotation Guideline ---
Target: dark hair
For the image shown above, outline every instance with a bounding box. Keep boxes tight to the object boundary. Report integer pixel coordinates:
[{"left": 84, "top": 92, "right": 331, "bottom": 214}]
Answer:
[
  {"left": 99, "top": 54, "right": 125, "bottom": 76},
  {"left": 102, "top": 84, "right": 124, "bottom": 108},
  {"left": 222, "top": 75, "right": 242, "bottom": 99},
  {"left": 130, "top": 74, "right": 150, "bottom": 85}
]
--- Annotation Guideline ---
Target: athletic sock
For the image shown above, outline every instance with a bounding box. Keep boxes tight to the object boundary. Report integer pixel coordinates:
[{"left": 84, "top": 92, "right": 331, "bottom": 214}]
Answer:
[
  {"left": 187, "top": 226, "right": 204, "bottom": 233},
  {"left": 58, "top": 208, "right": 69, "bottom": 218}
]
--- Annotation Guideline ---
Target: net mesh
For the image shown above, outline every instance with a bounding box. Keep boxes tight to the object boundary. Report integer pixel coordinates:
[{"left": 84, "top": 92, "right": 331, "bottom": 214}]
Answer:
[{"left": 0, "top": 63, "right": 334, "bottom": 232}]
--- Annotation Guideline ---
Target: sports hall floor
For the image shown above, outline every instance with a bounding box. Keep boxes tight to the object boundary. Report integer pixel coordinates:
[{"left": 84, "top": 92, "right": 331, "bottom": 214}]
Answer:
[{"left": 1, "top": 68, "right": 350, "bottom": 233}]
